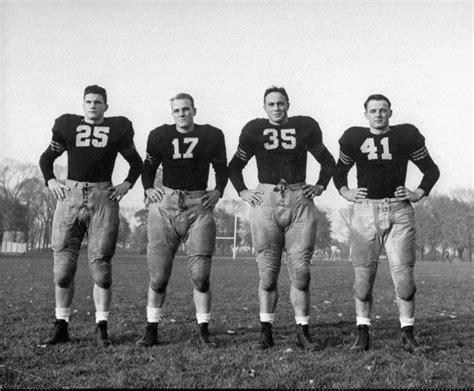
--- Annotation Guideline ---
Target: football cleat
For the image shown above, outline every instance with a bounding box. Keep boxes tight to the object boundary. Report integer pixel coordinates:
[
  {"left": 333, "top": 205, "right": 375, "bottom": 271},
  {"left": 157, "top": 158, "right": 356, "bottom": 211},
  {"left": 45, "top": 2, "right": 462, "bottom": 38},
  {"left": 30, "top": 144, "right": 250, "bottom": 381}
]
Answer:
[
  {"left": 350, "top": 325, "right": 370, "bottom": 352},
  {"left": 401, "top": 326, "right": 426, "bottom": 354},
  {"left": 95, "top": 321, "right": 111, "bottom": 347},
  {"left": 199, "top": 323, "right": 217, "bottom": 348},
  {"left": 296, "top": 324, "right": 322, "bottom": 351},
  {"left": 40, "top": 319, "right": 70, "bottom": 346},
  {"left": 251, "top": 322, "right": 274, "bottom": 350},
  {"left": 136, "top": 322, "right": 158, "bottom": 347}
]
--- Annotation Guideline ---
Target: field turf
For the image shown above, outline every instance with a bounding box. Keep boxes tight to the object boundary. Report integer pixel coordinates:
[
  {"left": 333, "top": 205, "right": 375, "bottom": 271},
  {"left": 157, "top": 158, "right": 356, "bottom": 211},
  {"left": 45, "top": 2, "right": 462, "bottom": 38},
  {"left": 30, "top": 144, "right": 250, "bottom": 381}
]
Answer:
[{"left": 1, "top": 250, "right": 472, "bottom": 388}]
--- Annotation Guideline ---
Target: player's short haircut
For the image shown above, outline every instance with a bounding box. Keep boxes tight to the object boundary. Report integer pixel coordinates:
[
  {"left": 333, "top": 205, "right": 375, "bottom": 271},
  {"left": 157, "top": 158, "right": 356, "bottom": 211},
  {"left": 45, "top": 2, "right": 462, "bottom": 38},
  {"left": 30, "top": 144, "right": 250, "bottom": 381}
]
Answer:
[
  {"left": 170, "top": 93, "right": 195, "bottom": 108},
  {"left": 83, "top": 85, "right": 107, "bottom": 104},
  {"left": 364, "top": 94, "right": 391, "bottom": 110},
  {"left": 264, "top": 86, "right": 289, "bottom": 103}
]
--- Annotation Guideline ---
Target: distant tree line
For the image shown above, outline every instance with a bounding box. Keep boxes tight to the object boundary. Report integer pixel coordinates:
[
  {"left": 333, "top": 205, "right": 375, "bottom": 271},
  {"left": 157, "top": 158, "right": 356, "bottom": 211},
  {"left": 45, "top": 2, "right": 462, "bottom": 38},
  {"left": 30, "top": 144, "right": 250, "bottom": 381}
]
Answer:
[
  {"left": 413, "top": 189, "right": 473, "bottom": 261},
  {"left": 1, "top": 160, "right": 471, "bottom": 261},
  {"left": 0, "top": 160, "right": 130, "bottom": 251},
  {"left": 336, "top": 189, "right": 473, "bottom": 262},
  {"left": 127, "top": 198, "right": 333, "bottom": 257}
]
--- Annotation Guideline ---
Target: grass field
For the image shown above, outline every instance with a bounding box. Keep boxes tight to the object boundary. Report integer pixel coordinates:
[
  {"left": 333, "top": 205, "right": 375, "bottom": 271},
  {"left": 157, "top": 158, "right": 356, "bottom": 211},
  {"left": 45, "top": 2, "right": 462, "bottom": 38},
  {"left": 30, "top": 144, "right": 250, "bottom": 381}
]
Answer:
[{"left": 1, "top": 249, "right": 473, "bottom": 389}]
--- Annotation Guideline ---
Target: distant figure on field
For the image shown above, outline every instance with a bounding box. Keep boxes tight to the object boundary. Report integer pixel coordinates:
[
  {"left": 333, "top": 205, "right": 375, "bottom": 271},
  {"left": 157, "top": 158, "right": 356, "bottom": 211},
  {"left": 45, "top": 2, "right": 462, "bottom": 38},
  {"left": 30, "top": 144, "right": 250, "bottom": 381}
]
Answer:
[
  {"left": 443, "top": 250, "right": 451, "bottom": 264},
  {"left": 329, "top": 245, "right": 340, "bottom": 263}
]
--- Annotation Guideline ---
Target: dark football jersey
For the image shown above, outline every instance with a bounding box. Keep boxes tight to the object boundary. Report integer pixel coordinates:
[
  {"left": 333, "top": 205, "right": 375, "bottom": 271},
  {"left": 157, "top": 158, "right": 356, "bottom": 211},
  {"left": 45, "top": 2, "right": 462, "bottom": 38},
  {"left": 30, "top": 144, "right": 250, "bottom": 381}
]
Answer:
[
  {"left": 39, "top": 114, "right": 143, "bottom": 185},
  {"left": 142, "top": 124, "right": 228, "bottom": 194},
  {"left": 333, "top": 124, "right": 440, "bottom": 198},
  {"left": 229, "top": 116, "right": 335, "bottom": 194}
]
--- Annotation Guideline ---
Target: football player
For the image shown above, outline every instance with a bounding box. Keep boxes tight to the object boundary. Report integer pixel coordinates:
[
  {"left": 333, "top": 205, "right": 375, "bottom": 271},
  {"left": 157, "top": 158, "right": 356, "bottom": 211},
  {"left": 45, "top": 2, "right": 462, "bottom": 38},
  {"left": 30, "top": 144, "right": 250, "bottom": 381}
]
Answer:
[
  {"left": 228, "top": 87, "right": 336, "bottom": 351},
  {"left": 137, "top": 93, "right": 228, "bottom": 347},
  {"left": 333, "top": 94, "right": 440, "bottom": 353},
  {"left": 39, "top": 85, "right": 143, "bottom": 346}
]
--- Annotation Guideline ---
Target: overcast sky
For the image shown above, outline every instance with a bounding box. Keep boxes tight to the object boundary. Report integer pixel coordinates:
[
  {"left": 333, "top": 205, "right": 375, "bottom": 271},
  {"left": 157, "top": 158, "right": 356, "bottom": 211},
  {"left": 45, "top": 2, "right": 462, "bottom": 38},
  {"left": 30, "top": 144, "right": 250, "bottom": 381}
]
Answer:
[{"left": 1, "top": 0, "right": 472, "bottom": 211}]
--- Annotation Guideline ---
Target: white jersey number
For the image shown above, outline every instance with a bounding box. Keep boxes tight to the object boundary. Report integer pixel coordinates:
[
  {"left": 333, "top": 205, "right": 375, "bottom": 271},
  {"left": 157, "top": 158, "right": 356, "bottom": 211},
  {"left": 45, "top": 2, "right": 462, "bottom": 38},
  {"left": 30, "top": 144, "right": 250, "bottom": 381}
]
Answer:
[
  {"left": 172, "top": 137, "right": 199, "bottom": 159},
  {"left": 263, "top": 128, "right": 296, "bottom": 150},
  {"left": 360, "top": 137, "right": 392, "bottom": 160},
  {"left": 75, "top": 125, "right": 110, "bottom": 148}
]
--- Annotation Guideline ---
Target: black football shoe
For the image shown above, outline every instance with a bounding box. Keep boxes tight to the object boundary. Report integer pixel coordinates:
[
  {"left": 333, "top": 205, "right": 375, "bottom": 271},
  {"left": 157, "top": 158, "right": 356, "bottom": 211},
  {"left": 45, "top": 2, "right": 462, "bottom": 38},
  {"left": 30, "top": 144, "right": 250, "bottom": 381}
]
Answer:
[
  {"left": 136, "top": 322, "right": 158, "bottom": 347},
  {"left": 199, "top": 323, "right": 217, "bottom": 348},
  {"left": 296, "top": 324, "right": 322, "bottom": 351},
  {"left": 401, "top": 326, "right": 426, "bottom": 354},
  {"left": 350, "top": 325, "right": 370, "bottom": 352},
  {"left": 40, "top": 319, "right": 70, "bottom": 346},
  {"left": 251, "top": 322, "right": 275, "bottom": 350},
  {"left": 95, "top": 321, "right": 112, "bottom": 347}
]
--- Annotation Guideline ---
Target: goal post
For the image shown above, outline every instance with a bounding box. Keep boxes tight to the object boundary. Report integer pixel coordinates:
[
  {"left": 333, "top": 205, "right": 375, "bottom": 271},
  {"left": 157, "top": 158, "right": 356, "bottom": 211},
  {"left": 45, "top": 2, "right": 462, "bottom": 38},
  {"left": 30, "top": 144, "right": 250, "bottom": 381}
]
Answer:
[{"left": 216, "top": 215, "right": 238, "bottom": 259}]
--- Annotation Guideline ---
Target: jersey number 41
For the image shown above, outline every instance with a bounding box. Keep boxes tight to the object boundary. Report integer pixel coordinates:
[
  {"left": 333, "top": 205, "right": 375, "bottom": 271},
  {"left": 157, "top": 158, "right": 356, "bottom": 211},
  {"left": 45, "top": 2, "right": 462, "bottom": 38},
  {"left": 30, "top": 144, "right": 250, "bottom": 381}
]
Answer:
[{"left": 360, "top": 137, "right": 392, "bottom": 160}]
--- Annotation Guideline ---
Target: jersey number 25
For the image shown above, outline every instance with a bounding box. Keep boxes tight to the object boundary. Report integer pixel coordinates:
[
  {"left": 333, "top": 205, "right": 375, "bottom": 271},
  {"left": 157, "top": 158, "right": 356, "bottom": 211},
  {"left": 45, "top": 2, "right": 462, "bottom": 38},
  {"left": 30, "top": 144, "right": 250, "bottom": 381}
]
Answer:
[{"left": 76, "top": 125, "right": 109, "bottom": 148}]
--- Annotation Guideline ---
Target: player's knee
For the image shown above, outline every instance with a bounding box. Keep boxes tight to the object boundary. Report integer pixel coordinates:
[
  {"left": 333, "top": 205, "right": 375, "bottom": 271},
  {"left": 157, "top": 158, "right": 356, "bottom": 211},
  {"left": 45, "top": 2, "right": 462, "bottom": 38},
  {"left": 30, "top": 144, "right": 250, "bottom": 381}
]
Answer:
[
  {"left": 93, "top": 272, "right": 112, "bottom": 289},
  {"left": 192, "top": 276, "right": 210, "bottom": 293},
  {"left": 54, "top": 265, "right": 76, "bottom": 288},
  {"left": 292, "top": 271, "right": 311, "bottom": 291},
  {"left": 54, "top": 273, "right": 74, "bottom": 288},
  {"left": 90, "top": 260, "right": 112, "bottom": 289},
  {"left": 259, "top": 277, "right": 277, "bottom": 292},
  {"left": 150, "top": 276, "right": 168, "bottom": 293},
  {"left": 258, "top": 264, "right": 279, "bottom": 291},
  {"left": 354, "top": 290, "right": 372, "bottom": 302},
  {"left": 353, "top": 267, "right": 375, "bottom": 302},
  {"left": 354, "top": 281, "right": 373, "bottom": 302},
  {"left": 392, "top": 266, "right": 416, "bottom": 301},
  {"left": 188, "top": 257, "right": 211, "bottom": 293},
  {"left": 396, "top": 283, "right": 416, "bottom": 301}
]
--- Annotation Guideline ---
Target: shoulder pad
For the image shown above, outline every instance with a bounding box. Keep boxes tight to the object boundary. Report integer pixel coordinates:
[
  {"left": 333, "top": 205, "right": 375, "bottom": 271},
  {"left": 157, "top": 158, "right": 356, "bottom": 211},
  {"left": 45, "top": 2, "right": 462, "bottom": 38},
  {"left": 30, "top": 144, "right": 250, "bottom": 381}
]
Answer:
[
  {"left": 393, "top": 123, "right": 424, "bottom": 143},
  {"left": 340, "top": 126, "right": 367, "bottom": 142}
]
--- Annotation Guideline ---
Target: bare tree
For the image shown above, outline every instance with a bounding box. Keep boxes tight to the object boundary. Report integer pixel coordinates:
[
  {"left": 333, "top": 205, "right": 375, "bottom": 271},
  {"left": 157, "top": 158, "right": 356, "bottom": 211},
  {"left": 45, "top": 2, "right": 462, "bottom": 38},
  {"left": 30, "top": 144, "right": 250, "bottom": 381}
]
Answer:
[{"left": 0, "top": 160, "right": 66, "bottom": 250}]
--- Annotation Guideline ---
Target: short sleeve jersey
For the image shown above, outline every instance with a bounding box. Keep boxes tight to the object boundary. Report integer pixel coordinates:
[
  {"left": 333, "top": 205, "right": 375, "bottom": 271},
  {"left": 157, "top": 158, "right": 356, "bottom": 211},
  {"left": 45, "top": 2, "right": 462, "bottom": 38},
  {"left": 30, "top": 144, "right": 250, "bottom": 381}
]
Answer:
[
  {"left": 236, "top": 116, "right": 323, "bottom": 184},
  {"left": 337, "top": 124, "right": 429, "bottom": 198}
]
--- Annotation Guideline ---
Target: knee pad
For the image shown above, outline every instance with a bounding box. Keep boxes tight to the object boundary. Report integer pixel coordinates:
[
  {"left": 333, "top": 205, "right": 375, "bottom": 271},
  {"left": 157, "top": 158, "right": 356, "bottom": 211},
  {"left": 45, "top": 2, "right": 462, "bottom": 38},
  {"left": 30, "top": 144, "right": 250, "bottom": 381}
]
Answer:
[
  {"left": 353, "top": 266, "right": 376, "bottom": 302},
  {"left": 259, "top": 273, "right": 278, "bottom": 291},
  {"left": 54, "top": 264, "right": 76, "bottom": 288},
  {"left": 292, "top": 271, "right": 311, "bottom": 291},
  {"left": 188, "top": 255, "right": 212, "bottom": 293},
  {"left": 90, "top": 259, "right": 112, "bottom": 289},
  {"left": 149, "top": 276, "right": 169, "bottom": 293},
  {"left": 191, "top": 275, "right": 210, "bottom": 293},
  {"left": 353, "top": 276, "right": 374, "bottom": 302},
  {"left": 396, "top": 281, "right": 417, "bottom": 301},
  {"left": 393, "top": 266, "right": 416, "bottom": 301}
]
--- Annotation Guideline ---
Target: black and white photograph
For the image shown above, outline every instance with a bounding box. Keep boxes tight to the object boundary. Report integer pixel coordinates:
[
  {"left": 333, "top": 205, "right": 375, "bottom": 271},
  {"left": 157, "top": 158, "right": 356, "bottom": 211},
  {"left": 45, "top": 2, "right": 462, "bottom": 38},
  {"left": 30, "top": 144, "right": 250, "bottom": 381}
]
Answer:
[{"left": 1, "top": 0, "right": 472, "bottom": 388}]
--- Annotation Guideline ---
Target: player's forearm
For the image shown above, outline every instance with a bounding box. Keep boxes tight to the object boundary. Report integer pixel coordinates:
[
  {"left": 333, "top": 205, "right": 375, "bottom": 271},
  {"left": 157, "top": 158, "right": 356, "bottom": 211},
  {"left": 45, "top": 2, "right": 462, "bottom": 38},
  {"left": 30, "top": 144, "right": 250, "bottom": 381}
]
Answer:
[
  {"left": 333, "top": 161, "right": 351, "bottom": 191},
  {"left": 39, "top": 148, "right": 59, "bottom": 186},
  {"left": 141, "top": 161, "right": 158, "bottom": 190},
  {"left": 211, "top": 147, "right": 229, "bottom": 196},
  {"left": 228, "top": 157, "right": 248, "bottom": 194},
  {"left": 416, "top": 158, "right": 440, "bottom": 196},
  {"left": 123, "top": 150, "right": 143, "bottom": 188},
  {"left": 315, "top": 147, "right": 336, "bottom": 189},
  {"left": 214, "top": 165, "right": 229, "bottom": 197}
]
